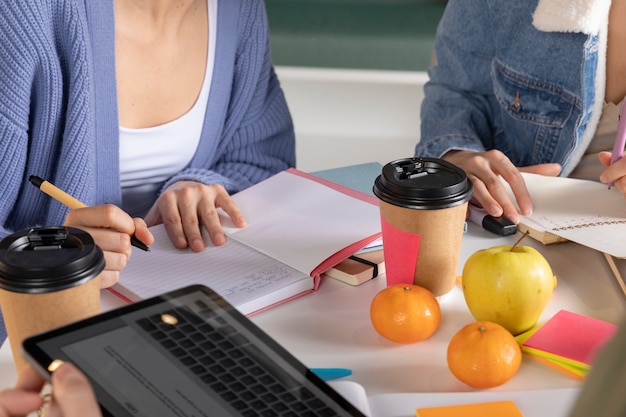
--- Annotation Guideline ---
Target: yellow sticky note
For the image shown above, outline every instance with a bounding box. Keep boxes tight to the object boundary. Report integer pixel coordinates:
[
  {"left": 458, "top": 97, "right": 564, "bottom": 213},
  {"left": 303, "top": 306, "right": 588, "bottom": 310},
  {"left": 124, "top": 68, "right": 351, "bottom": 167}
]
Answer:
[{"left": 416, "top": 400, "right": 524, "bottom": 417}]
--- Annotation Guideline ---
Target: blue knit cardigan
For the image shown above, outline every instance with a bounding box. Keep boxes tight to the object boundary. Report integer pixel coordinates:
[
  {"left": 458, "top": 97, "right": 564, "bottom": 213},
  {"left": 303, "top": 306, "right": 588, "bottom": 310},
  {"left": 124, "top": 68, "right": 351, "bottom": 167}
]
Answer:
[{"left": 0, "top": 0, "right": 295, "bottom": 238}]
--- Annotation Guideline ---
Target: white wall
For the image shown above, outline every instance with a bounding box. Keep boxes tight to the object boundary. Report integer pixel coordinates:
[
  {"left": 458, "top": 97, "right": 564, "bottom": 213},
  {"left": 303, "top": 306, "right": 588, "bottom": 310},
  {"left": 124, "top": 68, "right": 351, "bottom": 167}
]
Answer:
[{"left": 275, "top": 67, "right": 428, "bottom": 172}]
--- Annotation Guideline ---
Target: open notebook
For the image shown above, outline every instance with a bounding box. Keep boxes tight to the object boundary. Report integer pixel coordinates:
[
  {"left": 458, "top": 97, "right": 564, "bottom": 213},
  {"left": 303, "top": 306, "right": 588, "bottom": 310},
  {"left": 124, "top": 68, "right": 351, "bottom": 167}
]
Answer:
[
  {"left": 508, "top": 173, "right": 626, "bottom": 298},
  {"left": 510, "top": 173, "right": 626, "bottom": 255},
  {"left": 110, "top": 169, "right": 382, "bottom": 315}
]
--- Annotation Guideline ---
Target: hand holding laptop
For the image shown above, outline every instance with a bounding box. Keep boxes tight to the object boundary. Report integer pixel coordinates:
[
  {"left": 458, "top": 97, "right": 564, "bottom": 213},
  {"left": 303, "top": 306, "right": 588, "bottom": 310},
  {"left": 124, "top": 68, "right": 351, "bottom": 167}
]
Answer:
[
  {"left": 0, "top": 363, "right": 100, "bottom": 417},
  {"left": 20, "top": 285, "right": 366, "bottom": 416}
]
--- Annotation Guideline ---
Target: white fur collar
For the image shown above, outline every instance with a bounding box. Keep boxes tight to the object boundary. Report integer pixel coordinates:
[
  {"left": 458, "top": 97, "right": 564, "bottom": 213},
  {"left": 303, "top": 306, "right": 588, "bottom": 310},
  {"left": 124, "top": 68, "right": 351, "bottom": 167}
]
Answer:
[{"left": 533, "top": 0, "right": 612, "bottom": 34}]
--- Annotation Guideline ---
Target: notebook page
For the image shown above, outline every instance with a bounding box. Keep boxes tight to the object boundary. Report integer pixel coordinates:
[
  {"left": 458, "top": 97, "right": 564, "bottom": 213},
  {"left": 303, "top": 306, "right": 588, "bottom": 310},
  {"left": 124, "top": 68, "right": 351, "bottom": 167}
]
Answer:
[
  {"left": 221, "top": 170, "right": 381, "bottom": 275},
  {"left": 113, "top": 225, "right": 313, "bottom": 315},
  {"left": 508, "top": 173, "right": 626, "bottom": 258}
]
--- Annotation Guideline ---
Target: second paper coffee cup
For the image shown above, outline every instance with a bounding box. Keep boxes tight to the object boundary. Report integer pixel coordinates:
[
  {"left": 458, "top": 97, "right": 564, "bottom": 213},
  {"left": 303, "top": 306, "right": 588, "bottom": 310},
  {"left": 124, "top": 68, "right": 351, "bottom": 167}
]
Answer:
[
  {"left": 0, "top": 226, "right": 105, "bottom": 375},
  {"left": 373, "top": 158, "right": 473, "bottom": 296}
]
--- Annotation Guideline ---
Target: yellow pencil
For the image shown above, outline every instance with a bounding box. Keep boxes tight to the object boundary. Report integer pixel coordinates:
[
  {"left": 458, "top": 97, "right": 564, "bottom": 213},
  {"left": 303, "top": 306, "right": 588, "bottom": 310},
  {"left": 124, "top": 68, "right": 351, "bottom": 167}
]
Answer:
[{"left": 29, "top": 175, "right": 150, "bottom": 251}]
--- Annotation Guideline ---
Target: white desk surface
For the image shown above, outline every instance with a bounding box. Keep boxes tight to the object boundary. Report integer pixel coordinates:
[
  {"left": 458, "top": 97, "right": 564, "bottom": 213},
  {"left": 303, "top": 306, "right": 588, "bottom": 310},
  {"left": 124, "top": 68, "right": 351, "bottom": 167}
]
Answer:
[{"left": 1, "top": 224, "right": 624, "bottom": 406}]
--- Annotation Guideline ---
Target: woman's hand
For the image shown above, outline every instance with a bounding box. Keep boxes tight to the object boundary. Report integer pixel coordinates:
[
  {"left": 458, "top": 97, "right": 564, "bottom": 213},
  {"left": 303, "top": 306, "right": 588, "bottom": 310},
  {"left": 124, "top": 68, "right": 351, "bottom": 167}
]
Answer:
[
  {"left": 0, "top": 366, "right": 43, "bottom": 417},
  {"left": 144, "top": 181, "right": 247, "bottom": 252},
  {"left": 64, "top": 205, "right": 154, "bottom": 288},
  {"left": 0, "top": 363, "right": 101, "bottom": 417},
  {"left": 46, "top": 363, "right": 102, "bottom": 417},
  {"left": 599, "top": 151, "right": 626, "bottom": 193},
  {"left": 444, "top": 150, "right": 561, "bottom": 223}
]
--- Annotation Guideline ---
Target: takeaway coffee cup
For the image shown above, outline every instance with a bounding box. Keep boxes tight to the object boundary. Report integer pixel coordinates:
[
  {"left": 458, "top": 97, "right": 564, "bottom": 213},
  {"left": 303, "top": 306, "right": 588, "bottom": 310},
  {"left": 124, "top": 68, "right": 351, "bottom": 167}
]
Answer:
[
  {"left": 0, "top": 226, "right": 104, "bottom": 375},
  {"left": 373, "top": 158, "right": 473, "bottom": 296}
]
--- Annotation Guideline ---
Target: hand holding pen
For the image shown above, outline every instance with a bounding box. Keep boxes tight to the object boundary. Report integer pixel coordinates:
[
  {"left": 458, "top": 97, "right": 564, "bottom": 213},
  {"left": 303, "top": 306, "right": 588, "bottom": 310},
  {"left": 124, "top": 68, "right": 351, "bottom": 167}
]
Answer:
[{"left": 29, "top": 175, "right": 153, "bottom": 288}]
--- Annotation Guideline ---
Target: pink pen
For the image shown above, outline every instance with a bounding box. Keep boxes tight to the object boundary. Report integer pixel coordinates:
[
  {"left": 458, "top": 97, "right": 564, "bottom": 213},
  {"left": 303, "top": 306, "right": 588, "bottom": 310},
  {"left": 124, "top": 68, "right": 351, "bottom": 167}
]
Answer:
[{"left": 608, "top": 103, "right": 626, "bottom": 189}]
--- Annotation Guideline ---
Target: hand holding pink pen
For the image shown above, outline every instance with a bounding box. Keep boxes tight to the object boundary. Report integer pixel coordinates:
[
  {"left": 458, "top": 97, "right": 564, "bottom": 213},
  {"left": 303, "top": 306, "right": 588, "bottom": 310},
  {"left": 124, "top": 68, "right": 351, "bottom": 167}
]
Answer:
[{"left": 608, "top": 103, "right": 626, "bottom": 189}]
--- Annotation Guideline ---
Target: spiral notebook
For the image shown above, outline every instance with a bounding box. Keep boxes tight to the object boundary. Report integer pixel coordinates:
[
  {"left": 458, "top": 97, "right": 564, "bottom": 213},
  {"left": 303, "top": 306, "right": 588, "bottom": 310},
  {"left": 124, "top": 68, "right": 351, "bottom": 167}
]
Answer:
[
  {"left": 508, "top": 173, "right": 626, "bottom": 298},
  {"left": 510, "top": 173, "right": 626, "bottom": 256}
]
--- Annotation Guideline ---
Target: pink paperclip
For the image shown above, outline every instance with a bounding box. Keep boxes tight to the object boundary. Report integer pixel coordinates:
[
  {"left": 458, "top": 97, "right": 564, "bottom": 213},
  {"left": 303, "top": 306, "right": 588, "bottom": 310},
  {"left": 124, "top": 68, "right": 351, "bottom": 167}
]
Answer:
[{"left": 608, "top": 102, "right": 626, "bottom": 189}]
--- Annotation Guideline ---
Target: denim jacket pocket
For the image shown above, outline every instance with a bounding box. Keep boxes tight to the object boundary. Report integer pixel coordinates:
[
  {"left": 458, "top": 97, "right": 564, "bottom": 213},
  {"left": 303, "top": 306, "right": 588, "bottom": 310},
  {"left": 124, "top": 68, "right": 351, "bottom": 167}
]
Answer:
[
  {"left": 492, "top": 61, "right": 578, "bottom": 128},
  {"left": 491, "top": 61, "right": 580, "bottom": 166}
]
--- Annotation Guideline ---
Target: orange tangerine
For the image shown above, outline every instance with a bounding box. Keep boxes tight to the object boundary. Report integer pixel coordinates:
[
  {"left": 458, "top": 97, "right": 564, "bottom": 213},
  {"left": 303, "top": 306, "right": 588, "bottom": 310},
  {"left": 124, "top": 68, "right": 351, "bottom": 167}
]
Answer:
[
  {"left": 370, "top": 284, "right": 441, "bottom": 343},
  {"left": 447, "top": 321, "right": 522, "bottom": 388}
]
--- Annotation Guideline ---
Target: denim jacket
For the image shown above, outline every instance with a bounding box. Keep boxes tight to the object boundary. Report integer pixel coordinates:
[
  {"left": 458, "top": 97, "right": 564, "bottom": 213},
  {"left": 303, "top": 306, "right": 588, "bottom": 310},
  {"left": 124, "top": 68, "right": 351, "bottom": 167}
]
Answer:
[{"left": 416, "top": 0, "right": 611, "bottom": 176}]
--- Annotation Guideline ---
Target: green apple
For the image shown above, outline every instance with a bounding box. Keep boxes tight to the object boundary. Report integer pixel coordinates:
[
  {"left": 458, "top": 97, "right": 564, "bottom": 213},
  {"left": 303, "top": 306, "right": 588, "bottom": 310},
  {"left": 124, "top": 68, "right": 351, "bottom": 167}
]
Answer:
[{"left": 462, "top": 245, "right": 555, "bottom": 335}]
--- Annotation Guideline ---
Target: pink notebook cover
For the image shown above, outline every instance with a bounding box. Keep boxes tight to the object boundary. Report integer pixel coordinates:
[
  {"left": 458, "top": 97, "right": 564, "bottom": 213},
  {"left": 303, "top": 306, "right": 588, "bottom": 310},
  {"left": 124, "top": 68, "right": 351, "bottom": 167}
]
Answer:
[{"left": 522, "top": 310, "right": 617, "bottom": 366}]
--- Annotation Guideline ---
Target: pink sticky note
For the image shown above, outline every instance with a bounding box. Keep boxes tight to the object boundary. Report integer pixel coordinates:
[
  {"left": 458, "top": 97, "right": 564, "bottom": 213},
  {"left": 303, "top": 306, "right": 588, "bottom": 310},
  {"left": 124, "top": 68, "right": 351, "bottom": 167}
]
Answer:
[
  {"left": 523, "top": 310, "right": 618, "bottom": 366},
  {"left": 380, "top": 216, "right": 420, "bottom": 286}
]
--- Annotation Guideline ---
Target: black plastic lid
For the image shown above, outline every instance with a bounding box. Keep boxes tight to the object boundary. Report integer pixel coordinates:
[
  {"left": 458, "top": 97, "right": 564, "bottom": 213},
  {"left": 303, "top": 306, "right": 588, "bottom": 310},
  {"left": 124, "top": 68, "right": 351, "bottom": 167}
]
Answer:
[
  {"left": 373, "top": 158, "right": 473, "bottom": 209},
  {"left": 0, "top": 227, "right": 105, "bottom": 294}
]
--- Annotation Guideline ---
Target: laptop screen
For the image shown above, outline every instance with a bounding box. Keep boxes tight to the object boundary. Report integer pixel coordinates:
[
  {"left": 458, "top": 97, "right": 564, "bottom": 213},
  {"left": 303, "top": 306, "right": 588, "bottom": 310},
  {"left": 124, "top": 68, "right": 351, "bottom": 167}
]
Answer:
[{"left": 23, "top": 285, "right": 366, "bottom": 417}]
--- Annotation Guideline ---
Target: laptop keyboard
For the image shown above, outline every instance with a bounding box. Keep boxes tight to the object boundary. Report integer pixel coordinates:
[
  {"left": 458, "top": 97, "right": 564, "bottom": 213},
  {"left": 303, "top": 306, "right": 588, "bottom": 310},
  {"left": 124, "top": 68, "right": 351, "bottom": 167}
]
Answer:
[{"left": 135, "top": 305, "right": 339, "bottom": 417}]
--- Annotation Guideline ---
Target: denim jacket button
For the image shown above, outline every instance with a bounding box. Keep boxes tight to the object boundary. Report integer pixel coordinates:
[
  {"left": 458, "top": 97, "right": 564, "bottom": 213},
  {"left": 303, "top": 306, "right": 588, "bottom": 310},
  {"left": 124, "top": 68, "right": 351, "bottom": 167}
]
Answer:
[{"left": 510, "top": 92, "right": 522, "bottom": 113}]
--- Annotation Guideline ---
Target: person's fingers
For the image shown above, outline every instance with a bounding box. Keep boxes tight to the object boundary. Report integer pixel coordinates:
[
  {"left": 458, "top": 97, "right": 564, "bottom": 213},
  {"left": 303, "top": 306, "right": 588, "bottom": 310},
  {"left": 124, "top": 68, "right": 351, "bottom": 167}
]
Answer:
[
  {"left": 467, "top": 175, "right": 519, "bottom": 223},
  {"left": 157, "top": 190, "right": 190, "bottom": 250},
  {"left": 197, "top": 185, "right": 244, "bottom": 247},
  {"left": 0, "top": 389, "right": 43, "bottom": 416},
  {"left": 504, "top": 163, "right": 560, "bottom": 219},
  {"left": 598, "top": 151, "right": 612, "bottom": 168},
  {"left": 15, "top": 366, "right": 46, "bottom": 392},
  {"left": 65, "top": 205, "right": 135, "bottom": 235},
  {"left": 143, "top": 204, "right": 162, "bottom": 228},
  {"left": 64, "top": 205, "right": 143, "bottom": 283},
  {"left": 599, "top": 152, "right": 626, "bottom": 188},
  {"left": 150, "top": 181, "right": 248, "bottom": 250},
  {"left": 86, "top": 228, "right": 132, "bottom": 254},
  {"left": 132, "top": 217, "right": 154, "bottom": 247},
  {"left": 49, "top": 363, "right": 102, "bottom": 417},
  {"left": 81, "top": 229, "right": 130, "bottom": 288},
  {"left": 214, "top": 191, "right": 247, "bottom": 229},
  {"left": 479, "top": 150, "right": 529, "bottom": 217},
  {"left": 151, "top": 182, "right": 211, "bottom": 250},
  {"left": 196, "top": 202, "right": 224, "bottom": 248},
  {"left": 519, "top": 163, "right": 561, "bottom": 177},
  {"left": 499, "top": 161, "right": 562, "bottom": 218},
  {"left": 446, "top": 150, "right": 523, "bottom": 222},
  {"left": 98, "top": 269, "right": 121, "bottom": 288},
  {"left": 0, "top": 367, "right": 46, "bottom": 416},
  {"left": 174, "top": 186, "right": 209, "bottom": 251}
]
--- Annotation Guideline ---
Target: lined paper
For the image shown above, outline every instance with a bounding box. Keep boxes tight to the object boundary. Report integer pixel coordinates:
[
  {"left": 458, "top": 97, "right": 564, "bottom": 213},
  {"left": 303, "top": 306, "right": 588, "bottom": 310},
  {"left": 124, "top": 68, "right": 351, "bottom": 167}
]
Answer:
[{"left": 113, "top": 226, "right": 313, "bottom": 315}]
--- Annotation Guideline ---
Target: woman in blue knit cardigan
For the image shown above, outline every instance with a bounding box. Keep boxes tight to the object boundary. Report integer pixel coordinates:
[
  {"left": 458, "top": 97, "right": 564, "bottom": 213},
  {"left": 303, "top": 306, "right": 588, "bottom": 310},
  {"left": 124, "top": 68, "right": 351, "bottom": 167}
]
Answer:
[{"left": 0, "top": 0, "right": 295, "bottom": 287}]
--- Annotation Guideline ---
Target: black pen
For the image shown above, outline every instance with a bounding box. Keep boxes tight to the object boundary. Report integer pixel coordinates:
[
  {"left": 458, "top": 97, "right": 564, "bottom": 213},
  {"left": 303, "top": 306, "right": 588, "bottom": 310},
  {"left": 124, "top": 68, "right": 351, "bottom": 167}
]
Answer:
[
  {"left": 468, "top": 202, "right": 517, "bottom": 236},
  {"left": 29, "top": 175, "right": 150, "bottom": 251}
]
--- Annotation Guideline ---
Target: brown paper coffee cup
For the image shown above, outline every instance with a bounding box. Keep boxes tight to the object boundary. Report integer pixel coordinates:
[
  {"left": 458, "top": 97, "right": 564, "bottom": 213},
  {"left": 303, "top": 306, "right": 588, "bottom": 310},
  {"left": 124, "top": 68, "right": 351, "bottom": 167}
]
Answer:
[
  {"left": 374, "top": 158, "right": 473, "bottom": 297},
  {"left": 0, "top": 276, "right": 101, "bottom": 374},
  {"left": 379, "top": 200, "right": 467, "bottom": 296},
  {"left": 0, "top": 227, "right": 105, "bottom": 376}
]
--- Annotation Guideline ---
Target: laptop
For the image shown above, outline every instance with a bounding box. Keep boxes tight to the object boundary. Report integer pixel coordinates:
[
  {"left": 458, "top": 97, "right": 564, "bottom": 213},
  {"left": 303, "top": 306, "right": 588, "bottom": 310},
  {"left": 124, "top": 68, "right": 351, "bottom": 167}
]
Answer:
[{"left": 22, "top": 285, "right": 366, "bottom": 417}]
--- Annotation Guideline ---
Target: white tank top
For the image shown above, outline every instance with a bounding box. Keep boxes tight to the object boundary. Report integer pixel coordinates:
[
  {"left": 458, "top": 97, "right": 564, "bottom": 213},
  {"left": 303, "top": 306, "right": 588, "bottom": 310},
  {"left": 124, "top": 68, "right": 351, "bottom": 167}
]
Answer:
[{"left": 119, "top": 0, "right": 217, "bottom": 217}]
